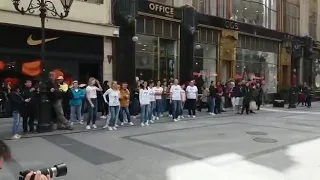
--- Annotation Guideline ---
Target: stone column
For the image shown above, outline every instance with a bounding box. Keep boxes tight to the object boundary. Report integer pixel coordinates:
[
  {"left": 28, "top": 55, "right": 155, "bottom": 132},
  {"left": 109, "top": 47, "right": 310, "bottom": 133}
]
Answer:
[
  {"left": 300, "top": 0, "right": 309, "bottom": 36},
  {"left": 103, "top": 37, "right": 113, "bottom": 81}
]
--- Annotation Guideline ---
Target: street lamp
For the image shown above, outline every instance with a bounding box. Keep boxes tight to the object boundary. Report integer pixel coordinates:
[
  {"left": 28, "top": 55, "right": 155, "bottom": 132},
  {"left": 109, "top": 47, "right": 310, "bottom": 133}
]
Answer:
[
  {"left": 12, "top": 0, "right": 74, "bottom": 132},
  {"left": 12, "top": 0, "right": 74, "bottom": 74}
]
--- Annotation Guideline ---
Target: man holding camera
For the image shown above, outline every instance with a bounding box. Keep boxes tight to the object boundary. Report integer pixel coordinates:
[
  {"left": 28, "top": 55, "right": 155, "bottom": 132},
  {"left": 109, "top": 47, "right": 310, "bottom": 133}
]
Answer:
[{"left": 0, "top": 140, "right": 50, "bottom": 180}]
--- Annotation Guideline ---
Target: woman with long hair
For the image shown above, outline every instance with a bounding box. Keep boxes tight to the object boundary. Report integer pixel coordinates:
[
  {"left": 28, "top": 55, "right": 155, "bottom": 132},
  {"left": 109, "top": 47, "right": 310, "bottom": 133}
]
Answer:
[
  {"left": 85, "top": 77, "right": 103, "bottom": 130},
  {"left": 148, "top": 80, "right": 156, "bottom": 123},
  {"left": 103, "top": 81, "right": 121, "bottom": 131},
  {"left": 139, "top": 81, "right": 150, "bottom": 127},
  {"left": 154, "top": 80, "right": 163, "bottom": 120}
]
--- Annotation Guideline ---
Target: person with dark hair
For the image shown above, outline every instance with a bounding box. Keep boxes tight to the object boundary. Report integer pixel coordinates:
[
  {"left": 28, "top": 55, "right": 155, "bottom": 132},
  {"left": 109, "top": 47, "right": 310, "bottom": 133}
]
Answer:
[
  {"left": 7, "top": 86, "right": 25, "bottom": 139},
  {"left": 100, "top": 80, "right": 109, "bottom": 119},
  {"left": 21, "top": 80, "right": 36, "bottom": 133},
  {"left": 148, "top": 80, "right": 156, "bottom": 123}
]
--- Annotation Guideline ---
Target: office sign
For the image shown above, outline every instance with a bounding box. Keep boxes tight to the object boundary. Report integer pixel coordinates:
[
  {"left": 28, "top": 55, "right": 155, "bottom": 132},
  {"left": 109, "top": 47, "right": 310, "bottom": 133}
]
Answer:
[{"left": 148, "top": 2, "right": 174, "bottom": 17}]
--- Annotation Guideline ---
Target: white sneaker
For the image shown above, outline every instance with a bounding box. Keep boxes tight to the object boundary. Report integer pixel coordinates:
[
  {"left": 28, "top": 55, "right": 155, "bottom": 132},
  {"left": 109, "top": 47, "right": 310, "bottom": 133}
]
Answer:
[
  {"left": 169, "top": 114, "right": 172, "bottom": 117},
  {"left": 152, "top": 116, "right": 156, "bottom": 121},
  {"left": 173, "top": 119, "right": 178, "bottom": 122},
  {"left": 79, "top": 121, "right": 84, "bottom": 125},
  {"left": 107, "top": 126, "right": 113, "bottom": 131},
  {"left": 180, "top": 116, "right": 185, "bottom": 119},
  {"left": 156, "top": 117, "right": 159, "bottom": 121},
  {"left": 70, "top": 122, "right": 74, "bottom": 126},
  {"left": 211, "top": 113, "right": 216, "bottom": 116},
  {"left": 120, "top": 122, "right": 125, "bottom": 126},
  {"left": 92, "top": 124, "right": 97, "bottom": 129},
  {"left": 115, "top": 124, "right": 119, "bottom": 128},
  {"left": 129, "top": 122, "right": 134, "bottom": 126},
  {"left": 188, "top": 115, "right": 191, "bottom": 118},
  {"left": 149, "top": 120, "right": 155, "bottom": 124},
  {"left": 102, "top": 124, "right": 108, "bottom": 129},
  {"left": 86, "top": 125, "right": 91, "bottom": 130},
  {"left": 112, "top": 127, "right": 117, "bottom": 130},
  {"left": 141, "top": 123, "right": 145, "bottom": 127},
  {"left": 12, "top": 134, "right": 21, "bottom": 140},
  {"left": 145, "top": 121, "right": 150, "bottom": 126},
  {"left": 192, "top": 115, "right": 196, "bottom": 118},
  {"left": 133, "top": 116, "right": 136, "bottom": 119},
  {"left": 100, "top": 115, "right": 107, "bottom": 119},
  {"left": 160, "top": 114, "right": 163, "bottom": 117},
  {"left": 177, "top": 117, "right": 181, "bottom": 121}
]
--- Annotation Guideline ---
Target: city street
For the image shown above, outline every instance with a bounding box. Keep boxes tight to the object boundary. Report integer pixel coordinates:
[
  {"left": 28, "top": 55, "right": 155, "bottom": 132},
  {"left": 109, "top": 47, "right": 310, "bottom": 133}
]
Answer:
[{"left": 1, "top": 104, "right": 320, "bottom": 180}]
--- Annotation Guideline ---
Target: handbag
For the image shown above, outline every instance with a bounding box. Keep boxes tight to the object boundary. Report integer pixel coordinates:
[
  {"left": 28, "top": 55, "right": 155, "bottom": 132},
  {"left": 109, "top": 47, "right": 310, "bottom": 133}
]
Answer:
[{"left": 250, "top": 101, "right": 257, "bottom": 110}]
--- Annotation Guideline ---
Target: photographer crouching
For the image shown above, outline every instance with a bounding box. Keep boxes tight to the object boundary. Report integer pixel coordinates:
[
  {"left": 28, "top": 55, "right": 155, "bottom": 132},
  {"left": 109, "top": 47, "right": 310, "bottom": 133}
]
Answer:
[{"left": 0, "top": 140, "right": 50, "bottom": 180}]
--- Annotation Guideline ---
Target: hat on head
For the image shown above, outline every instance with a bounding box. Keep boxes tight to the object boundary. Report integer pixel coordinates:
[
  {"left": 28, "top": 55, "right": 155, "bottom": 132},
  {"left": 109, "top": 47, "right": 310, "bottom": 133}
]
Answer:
[{"left": 57, "top": 76, "right": 64, "bottom": 80}]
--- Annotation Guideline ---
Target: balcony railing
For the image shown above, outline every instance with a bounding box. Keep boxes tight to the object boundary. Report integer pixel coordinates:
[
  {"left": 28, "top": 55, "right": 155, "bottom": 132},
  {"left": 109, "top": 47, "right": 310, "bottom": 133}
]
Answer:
[{"left": 76, "top": 0, "right": 104, "bottom": 5}]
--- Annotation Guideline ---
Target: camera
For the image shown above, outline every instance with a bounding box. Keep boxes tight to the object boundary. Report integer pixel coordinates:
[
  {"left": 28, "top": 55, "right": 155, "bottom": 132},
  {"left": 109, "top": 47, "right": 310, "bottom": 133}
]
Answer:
[{"left": 18, "top": 163, "right": 67, "bottom": 180}]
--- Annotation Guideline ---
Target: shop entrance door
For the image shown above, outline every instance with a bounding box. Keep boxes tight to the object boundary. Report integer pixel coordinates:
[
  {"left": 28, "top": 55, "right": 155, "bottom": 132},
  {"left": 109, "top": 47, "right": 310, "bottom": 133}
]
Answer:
[{"left": 159, "top": 39, "right": 177, "bottom": 81}]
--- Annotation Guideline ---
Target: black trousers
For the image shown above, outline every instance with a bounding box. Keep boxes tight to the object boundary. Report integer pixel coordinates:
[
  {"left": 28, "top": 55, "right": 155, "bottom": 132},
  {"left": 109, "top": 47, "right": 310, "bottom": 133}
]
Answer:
[
  {"left": 23, "top": 107, "right": 35, "bottom": 132},
  {"left": 187, "top": 99, "right": 196, "bottom": 116},
  {"left": 241, "top": 102, "right": 249, "bottom": 114},
  {"left": 215, "top": 97, "right": 221, "bottom": 113}
]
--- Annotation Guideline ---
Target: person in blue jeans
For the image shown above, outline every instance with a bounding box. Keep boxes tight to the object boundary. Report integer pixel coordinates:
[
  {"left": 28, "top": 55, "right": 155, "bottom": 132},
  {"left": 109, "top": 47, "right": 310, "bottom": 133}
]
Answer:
[
  {"left": 103, "top": 81, "right": 121, "bottom": 131},
  {"left": 209, "top": 81, "right": 217, "bottom": 115},
  {"left": 69, "top": 81, "right": 85, "bottom": 125},
  {"left": 170, "top": 79, "right": 183, "bottom": 122},
  {"left": 8, "top": 86, "right": 25, "bottom": 139},
  {"left": 139, "top": 81, "right": 150, "bottom": 127},
  {"left": 154, "top": 80, "right": 163, "bottom": 120}
]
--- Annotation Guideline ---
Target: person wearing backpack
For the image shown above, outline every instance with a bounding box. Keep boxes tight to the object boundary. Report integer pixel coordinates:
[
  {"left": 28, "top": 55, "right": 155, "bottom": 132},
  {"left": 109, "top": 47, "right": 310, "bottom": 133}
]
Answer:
[{"left": 69, "top": 81, "right": 85, "bottom": 125}]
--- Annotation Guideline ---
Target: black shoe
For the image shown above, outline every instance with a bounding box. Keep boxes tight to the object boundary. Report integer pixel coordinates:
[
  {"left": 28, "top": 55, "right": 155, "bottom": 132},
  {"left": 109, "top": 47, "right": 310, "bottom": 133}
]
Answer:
[{"left": 58, "top": 126, "right": 73, "bottom": 130}]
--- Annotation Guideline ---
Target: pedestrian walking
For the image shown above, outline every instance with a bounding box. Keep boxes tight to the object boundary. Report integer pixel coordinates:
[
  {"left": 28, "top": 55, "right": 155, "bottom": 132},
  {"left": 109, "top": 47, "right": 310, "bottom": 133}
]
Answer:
[
  {"left": 148, "top": 80, "right": 156, "bottom": 123},
  {"left": 154, "top": 80, "right": 163, "bottom": 120},
  {"left": 8, "top": 86, "right": 24, "bottom": 139}
]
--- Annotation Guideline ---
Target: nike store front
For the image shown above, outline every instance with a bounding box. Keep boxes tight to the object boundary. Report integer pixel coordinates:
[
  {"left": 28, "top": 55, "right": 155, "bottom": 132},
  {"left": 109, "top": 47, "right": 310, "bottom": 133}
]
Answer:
[{"left": 0, "top": 24, "right": 104, "bottom": 86}]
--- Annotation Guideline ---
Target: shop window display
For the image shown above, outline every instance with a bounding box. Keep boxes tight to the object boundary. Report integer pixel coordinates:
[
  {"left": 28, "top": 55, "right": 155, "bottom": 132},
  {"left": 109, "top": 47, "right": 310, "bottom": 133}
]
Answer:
[
  {"left": 236, "top": 49, "right": 278, "bottom": 93},
  {"left": 231, "top": 0, "right": 277, "bottom": 30}
]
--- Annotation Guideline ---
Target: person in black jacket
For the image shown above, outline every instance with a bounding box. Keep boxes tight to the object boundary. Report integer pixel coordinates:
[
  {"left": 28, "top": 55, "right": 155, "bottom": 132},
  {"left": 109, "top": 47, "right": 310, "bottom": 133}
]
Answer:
[
  {"left": 241, "top": 81, "right": 252, "bottom": 115},
  {"left": 21, "top": 80, "right": 37, "bottom": 133},
  {"left": 46, "top": 72, "right": 72, "bottom": 130},
  {"left": 209, "top": 81, "right": 217, "bottom": 115},
  {"left": 234, "top": 81, "right": 242, "bottom": 114},
  {"left": 255, "top": 82, "right": 264, "bottom": 110},
  {"left": 8, "top": 86, "right": 25, "bottom": 139}
]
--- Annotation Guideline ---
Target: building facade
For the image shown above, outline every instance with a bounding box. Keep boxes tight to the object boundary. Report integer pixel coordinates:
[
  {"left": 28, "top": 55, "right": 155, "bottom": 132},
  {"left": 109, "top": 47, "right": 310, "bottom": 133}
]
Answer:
[
  {"left": 0, "top": 0, "right": 118, "bottom": 84},
  {"left": 114, "top": 0, "right": 320, "bottom": 94}
]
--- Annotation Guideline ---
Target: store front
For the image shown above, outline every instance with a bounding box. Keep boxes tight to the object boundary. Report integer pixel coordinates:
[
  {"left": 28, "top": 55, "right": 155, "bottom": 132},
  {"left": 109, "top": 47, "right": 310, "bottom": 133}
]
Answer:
[
  {"left": 135, "top": 15, "right": 180, "bottom": 81},
  {"left": 236, "top": 35, "right": 279, "bottom": 94},
  {"left": 0, "top": 24, "right": 104, "bottom": 86}
]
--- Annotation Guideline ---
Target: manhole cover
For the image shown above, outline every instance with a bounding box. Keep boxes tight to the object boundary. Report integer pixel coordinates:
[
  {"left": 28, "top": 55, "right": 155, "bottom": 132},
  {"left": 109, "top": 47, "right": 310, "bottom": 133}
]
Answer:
[
  {"left": 253, "top": 137, "right": 278, "bottom": 143},
  {"left": 246, "top": 131, "right": 268, "bottom": 135}
]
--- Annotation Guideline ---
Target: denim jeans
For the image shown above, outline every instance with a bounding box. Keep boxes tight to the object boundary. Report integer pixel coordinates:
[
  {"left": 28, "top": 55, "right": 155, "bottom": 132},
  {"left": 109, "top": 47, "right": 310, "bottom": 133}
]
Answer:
[
  {"left": 119, "top": 107, "right": 131, "bottom": 123},
  {"left": 161, "top": 98, "right": 166, "bottom": 113},
  {"left": 108, "top": 106, "right": 120, "bottom": 127},
  {"left": 180, "top": 102, "right": 185, "bottom": 116},
  {"left": 149, "top": 101, "right": 156, "bottom": 120},
  {"left": 140, "top": 104, "right": 149, "bottom": 123},
  {"left": 70, "top": 105, "right": 82, "bottom": 123},
  {"left": 87, "top": 98, "right": 97, "bottom": 126},
  {"left": 12, "top": 111, "right": 21, "bottom": 135},
  {"left": 155, "top": 99, "right": 162, "bottom": 117},
  {"left": 172, "top": 100, "right": 182, "bottom": 119},
  {"left": 210, "top": 97, "right": 216, "bottom": 113}
]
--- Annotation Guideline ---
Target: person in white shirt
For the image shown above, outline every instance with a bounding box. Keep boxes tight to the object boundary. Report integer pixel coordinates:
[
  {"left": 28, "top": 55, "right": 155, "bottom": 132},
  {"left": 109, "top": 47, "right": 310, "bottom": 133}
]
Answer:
[
  {"left": 154, "top": 80, "right": 163, "bottom": 120},
  {"left": 148, "top": 80, "right": 156, "bottom": 123},
  {"left": 102, "top": 81, "right": 120, "bottom": 131},
  {"left": 139, "top": 81, "right": 150, "bottom": 127},
  {"left": 85, "top": 77, "right": 103, "bottom": 130},
  {"left": 180, "top": 84, "right": 186, "bottom": 119},
  {"left": 186, "top": 80, "right": 198, "bottom": 117},
  {"left": 170, "top": 79, "right": 183, "bottom": 122}
]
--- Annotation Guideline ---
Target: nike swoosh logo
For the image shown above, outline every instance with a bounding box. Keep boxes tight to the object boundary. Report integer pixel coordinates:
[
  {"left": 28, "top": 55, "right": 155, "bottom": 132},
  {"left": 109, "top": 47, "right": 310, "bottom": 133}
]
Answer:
[{"left": 27, "top": 35, "right": 59, "bottom": 46}]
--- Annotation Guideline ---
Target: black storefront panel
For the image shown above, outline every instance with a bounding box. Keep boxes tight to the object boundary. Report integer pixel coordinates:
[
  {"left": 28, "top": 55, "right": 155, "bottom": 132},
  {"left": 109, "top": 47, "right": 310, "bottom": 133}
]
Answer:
[{"left": 0, "top": 24, "right": 104, "bottom": 85}]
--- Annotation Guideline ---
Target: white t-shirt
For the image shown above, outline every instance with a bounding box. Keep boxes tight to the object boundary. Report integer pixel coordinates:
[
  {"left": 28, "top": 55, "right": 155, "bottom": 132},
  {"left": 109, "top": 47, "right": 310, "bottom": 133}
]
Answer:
[
  {"left": 148, "top": 87, "right": 156, "bottom": 102},
  {"left": 154, "top": 87, "right": 163, "bottom": 100},
  {"left": 103, "top": 89, "right": 120, "bottom": 106},
  {"left": 85, "top": 86, "right": 99, "bottom": 99},
  {"left": 170, "top": 85, "right": 182, "bottom": 101},
  {"left": 181, "top": 90, "right": 186, "bottom": 102},
  {"left": 139, "top": 89, "right": 150, "bottom": 105},
  {"left": 186, "top": 85, "right": 198, "bottom": 99}
]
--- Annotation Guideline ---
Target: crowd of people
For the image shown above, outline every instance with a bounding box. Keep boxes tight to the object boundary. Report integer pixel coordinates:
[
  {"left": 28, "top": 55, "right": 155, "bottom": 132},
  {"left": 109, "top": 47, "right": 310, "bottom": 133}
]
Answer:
[{"left": 0, "top": 71, "right": 293, "bottom": 139}]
